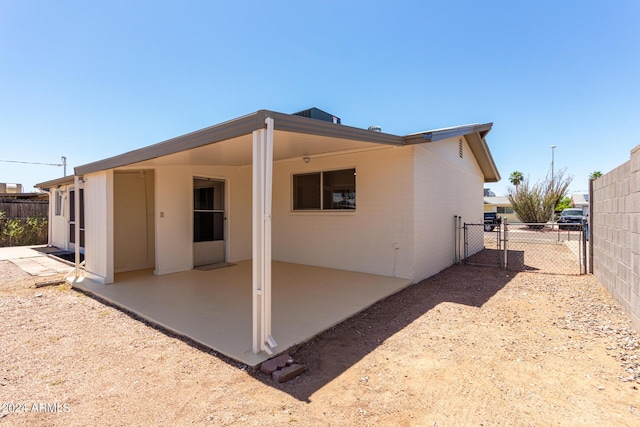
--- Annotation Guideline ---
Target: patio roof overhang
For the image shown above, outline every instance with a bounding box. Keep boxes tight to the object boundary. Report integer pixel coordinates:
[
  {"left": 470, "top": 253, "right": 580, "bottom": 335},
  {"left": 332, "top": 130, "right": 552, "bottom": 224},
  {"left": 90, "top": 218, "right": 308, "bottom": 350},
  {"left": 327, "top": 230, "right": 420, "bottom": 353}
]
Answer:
[
  {"left": 70, "top": 109, "right": 500, "bottom": 183},
  {"left": 74, "top": 110, "right": 404, "bottom": 175}
]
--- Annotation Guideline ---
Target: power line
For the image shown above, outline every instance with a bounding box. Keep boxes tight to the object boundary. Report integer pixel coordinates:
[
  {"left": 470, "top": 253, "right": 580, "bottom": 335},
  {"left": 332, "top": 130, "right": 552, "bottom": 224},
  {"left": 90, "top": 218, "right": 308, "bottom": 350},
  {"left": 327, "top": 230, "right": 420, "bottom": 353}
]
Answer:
[
  {"left": 0, "top": 159, "right": 63, "bottom": 166},
  {"left": 0, "top": 156, "right": 67, "bottom": 175}
]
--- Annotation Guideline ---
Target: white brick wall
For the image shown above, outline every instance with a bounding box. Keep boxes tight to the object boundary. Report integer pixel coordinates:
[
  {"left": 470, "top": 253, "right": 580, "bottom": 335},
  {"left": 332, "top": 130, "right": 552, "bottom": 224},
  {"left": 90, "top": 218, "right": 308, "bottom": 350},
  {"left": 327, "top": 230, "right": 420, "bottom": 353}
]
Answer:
[
  {"left": 412, "top": 137, "right": 485, "bottom": 282},
  {"left": 593, "top": 144, "right": 640, "bottom": 331},
  {"left": 272, "top": 147, "right": 414, "bottom": 279}
]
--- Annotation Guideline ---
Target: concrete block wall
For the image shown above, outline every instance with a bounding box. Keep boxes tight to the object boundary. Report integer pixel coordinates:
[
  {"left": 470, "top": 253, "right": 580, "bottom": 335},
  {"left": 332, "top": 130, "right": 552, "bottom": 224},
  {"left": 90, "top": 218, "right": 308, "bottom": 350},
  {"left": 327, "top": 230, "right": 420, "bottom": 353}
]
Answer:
[{"left": 592, "top": 145, "right": 640, "bottom": 331}]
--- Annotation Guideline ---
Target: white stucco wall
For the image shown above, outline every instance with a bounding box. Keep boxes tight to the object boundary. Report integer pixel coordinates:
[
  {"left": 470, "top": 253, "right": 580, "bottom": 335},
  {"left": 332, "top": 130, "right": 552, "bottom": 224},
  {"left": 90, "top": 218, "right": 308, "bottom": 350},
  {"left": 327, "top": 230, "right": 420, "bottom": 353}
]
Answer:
[
  {"left": 412, "top": 137, "right": 485, "bottom": 282},
  {"left": 271, "top": 147, "right": 414, "bottom": 279},
  {"left": 83, "top": 170, "right": 114, "bottom": 284},
  {"left": 48, "top": 186, "right": 70, "bottom": 250},
  {"left": 153, "top": 165, "right": 252, "bottom": 275},
  {"left": 114, "top": 171, "right": 155, "bottom": 273}
]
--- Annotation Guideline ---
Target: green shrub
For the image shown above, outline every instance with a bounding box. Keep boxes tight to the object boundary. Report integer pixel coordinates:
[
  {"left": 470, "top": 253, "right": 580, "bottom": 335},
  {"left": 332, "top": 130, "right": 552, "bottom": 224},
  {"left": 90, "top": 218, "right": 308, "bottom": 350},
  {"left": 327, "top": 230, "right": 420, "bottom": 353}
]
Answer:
[{"left": 0, "top": 212, "right": 48, "bottom": 247}]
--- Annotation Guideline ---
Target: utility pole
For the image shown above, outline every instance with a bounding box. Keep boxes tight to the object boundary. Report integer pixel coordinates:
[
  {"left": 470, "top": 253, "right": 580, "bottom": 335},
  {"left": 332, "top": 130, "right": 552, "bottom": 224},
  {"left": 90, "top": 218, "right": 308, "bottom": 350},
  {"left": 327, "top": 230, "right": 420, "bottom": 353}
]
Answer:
[
  {"left": 551, "top": 145, "right": 556, "bottom": 229},
  {"left": 61, "top": 156, "right": 67, "bottom": 176}
]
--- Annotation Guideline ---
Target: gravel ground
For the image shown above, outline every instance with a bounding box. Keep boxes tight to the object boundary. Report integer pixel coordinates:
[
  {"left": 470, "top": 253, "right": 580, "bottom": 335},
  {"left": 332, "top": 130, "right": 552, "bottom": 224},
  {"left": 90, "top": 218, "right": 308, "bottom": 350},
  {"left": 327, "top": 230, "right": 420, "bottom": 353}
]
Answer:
[{"left": 1, "top": 259, "right": 639, "bottom": 426}]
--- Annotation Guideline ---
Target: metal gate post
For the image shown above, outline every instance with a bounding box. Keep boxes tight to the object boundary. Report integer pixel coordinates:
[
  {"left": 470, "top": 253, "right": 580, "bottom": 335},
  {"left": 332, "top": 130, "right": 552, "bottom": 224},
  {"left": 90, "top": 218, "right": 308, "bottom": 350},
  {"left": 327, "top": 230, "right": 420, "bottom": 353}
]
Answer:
[
  {"left": 502, "top": 218, "right": 509, "bottom": 270},
  {"left": 582, "top": 218, "right": 588, "bottom": 274},
  {"left": 463, "top": 222, "right": 468, "bottom": 262},
  {"left": 458, "top": 216, "right": 463, "bottom": 263},
  {"left": 454, "top": 215, "right": 460, "bottom": 264}
]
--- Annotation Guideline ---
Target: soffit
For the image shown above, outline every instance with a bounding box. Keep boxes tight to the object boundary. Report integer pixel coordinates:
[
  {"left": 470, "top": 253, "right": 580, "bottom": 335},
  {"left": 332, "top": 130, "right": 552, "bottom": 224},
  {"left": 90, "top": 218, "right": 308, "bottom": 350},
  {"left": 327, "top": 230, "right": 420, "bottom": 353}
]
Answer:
[{"left": 126, "top": 129, "right": 386, "bottom": 168}]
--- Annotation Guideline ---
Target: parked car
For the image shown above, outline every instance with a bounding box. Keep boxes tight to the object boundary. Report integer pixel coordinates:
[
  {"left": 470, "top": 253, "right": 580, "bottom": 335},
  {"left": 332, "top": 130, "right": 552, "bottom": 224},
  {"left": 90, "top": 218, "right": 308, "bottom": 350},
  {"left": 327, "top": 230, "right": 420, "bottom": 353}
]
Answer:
[
  {"left": 558, "top": 208, "right": 587, "bottom": 230},
  {"left": 484, "top": 212, "right": 501, "bottom": 231}
]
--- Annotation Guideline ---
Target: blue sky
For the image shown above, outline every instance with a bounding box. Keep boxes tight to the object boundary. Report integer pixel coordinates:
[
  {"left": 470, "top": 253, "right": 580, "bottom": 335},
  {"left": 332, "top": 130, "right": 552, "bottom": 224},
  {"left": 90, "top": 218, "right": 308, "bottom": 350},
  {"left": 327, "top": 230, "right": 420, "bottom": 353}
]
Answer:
[{"left": 1, "top": 1, "right": 638, "bottom": 195}]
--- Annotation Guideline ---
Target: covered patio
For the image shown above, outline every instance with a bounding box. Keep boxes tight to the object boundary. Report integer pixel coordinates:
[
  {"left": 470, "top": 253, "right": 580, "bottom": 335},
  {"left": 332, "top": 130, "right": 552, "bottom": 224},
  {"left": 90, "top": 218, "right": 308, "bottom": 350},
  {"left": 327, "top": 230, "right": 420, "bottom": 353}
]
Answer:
[{"left": 73, "top": 260, "right": 411, "bottom": 366}]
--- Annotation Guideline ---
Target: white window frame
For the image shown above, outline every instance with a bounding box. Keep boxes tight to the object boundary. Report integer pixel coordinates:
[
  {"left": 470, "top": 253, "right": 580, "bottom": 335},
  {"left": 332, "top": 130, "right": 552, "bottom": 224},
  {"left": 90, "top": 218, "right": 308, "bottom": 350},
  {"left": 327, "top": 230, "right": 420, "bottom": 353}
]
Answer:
[
  {"left": 54, "top": 190, "right": 63, "bottom": 216},
  {"left": 292, "top": 168, "right": 356, "bottom": 212}
]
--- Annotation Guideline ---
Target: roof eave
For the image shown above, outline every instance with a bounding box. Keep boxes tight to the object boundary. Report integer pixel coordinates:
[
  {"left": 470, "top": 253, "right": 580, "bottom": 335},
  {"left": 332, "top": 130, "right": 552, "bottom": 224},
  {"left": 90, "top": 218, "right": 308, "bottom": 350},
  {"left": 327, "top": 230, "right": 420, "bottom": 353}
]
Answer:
[
  {"left": 403, "top": 122, "right": 500, "bottom": 183},
  {"left": 75, "top": 111, "right": 266, "bottom": 176},
  {"left": 466, "top": 129, "right": 501, "bottom": 183},
  {"left": 265, "top": 111, "right": 403, "bottom": 146},
  {"left": 74, "top": 110, "right": 404, "bottom": 176},
  {"left": 403, "top": 123, "right": 493, "bottom": 144},
  {"left": 35, "top": 176, "right": 75, "bottom": 190}
]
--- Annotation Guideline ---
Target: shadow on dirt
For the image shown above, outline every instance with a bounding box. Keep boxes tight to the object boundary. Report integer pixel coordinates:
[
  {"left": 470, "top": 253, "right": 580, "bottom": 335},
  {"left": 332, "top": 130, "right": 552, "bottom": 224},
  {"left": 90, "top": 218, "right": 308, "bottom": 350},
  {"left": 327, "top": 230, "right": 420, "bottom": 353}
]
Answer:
[{"left": 252, "top": 263, "right": 514, "bottom": 401}]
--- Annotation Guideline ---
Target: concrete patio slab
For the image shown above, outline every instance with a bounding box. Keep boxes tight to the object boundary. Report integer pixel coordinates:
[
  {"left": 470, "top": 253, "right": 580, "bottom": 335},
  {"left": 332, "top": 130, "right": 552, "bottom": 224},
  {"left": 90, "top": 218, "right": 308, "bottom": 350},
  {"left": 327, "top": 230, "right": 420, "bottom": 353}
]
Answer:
[
  {"left": 0, "top": 245, "right": 73, "bottom": 276},
  {"left": 72, "top": 260, "right": 412, "bottom": 366}
]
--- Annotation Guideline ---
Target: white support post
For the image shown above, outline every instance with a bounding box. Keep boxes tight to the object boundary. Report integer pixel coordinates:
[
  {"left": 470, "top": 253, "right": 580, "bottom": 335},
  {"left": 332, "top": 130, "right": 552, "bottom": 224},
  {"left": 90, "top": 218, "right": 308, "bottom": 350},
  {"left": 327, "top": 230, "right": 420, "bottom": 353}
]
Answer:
[
  {"left": 73, "top": 175, "right": 81, "bottom": 281},
  {"left": 252, "top": 117, "right": 277, "bottom": 355}
]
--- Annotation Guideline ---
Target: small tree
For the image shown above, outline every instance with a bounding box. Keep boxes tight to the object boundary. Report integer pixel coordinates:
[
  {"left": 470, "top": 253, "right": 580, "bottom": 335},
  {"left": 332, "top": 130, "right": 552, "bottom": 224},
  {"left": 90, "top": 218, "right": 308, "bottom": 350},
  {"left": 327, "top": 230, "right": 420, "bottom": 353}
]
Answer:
[
  {"left": 507, "top": 168, "right": 573, "bottom": 226},
  {"left": 555, "top": 196, "right": 571, "bottom": 212},
  {"left": 589, "top": 171, "right": 602, "bottom": 179}
]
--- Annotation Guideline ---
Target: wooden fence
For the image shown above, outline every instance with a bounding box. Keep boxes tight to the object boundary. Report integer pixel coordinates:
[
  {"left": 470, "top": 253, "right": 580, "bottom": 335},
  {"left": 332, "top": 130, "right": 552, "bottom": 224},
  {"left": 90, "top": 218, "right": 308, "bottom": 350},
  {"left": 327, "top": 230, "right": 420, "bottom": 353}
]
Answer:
[
  {"left": 0, "top": 198, "right": 49, "bottom": 219},
  {"left": 0, "top": 198, "right": 49, "bottom": 247}
]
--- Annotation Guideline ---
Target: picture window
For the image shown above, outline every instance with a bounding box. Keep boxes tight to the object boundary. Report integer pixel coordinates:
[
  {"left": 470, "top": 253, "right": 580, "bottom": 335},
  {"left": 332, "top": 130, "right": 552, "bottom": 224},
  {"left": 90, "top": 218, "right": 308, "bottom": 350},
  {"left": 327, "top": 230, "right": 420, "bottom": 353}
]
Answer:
[{"left": 293, "top": 168, "right": 356, "bottom": 211}]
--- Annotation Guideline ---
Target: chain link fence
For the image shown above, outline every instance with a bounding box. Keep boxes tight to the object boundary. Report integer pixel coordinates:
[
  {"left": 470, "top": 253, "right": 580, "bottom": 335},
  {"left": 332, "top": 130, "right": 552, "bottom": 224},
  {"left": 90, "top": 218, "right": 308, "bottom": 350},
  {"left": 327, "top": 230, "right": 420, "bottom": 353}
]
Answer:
[
  {"left": 460, "top": 219, "right": 587, "bottom": 275},
  {"left": 463, "top": 223, "right": 503, "bottom": 268}
]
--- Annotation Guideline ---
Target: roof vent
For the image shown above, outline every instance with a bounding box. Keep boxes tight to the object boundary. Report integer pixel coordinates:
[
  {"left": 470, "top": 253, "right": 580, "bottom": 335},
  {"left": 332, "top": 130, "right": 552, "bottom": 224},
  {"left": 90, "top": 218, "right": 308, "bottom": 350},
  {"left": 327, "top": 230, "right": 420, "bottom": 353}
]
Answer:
[
  {"left": 292, "top": 107, "right": 341, "bottom": 124},
  {"left": 368, "top": 125, "right": 382, "bottom": 132}
]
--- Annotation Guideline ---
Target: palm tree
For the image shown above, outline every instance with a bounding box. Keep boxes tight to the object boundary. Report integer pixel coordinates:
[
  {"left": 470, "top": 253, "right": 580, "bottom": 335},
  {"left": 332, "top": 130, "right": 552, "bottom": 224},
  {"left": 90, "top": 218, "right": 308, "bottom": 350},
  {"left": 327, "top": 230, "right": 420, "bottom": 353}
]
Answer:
[
  {"left": 509, "top": 171, "right": 524, "bottom": 191},
  {"left": 589, "top": 171, "right": 602, "bottom": 179}
]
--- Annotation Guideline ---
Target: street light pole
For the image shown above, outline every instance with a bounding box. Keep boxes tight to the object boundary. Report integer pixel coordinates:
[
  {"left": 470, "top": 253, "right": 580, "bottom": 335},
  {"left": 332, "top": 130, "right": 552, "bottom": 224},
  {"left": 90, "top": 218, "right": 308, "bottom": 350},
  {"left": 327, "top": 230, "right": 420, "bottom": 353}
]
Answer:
[{"left": 551, "top": 145, "right": 556, "bottom": 229}]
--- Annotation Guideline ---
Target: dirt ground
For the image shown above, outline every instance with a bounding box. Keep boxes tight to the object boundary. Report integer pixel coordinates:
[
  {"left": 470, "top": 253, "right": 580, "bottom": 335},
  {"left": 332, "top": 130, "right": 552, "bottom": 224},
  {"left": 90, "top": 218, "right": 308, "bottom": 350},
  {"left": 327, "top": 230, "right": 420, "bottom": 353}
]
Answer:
[{"left": 1, "top": 259, "right": 639, "bottom": 426}]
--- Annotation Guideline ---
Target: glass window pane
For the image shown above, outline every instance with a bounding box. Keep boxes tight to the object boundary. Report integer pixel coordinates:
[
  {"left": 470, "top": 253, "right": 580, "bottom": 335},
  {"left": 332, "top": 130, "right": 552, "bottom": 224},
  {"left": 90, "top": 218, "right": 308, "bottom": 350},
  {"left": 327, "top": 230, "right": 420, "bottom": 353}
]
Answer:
[
  {"left": 69, "top": 191, "right": 75, "bottom": 221},
  {"left": 194, "top": 212, "right": 214, "bottom": 242},
  {"left": 293, "top": 173, "right": 320, "bottom": 210},
  {"left": 79, "top": 189, "right": 85, "bottom": 228},
  {"left": 213, "top": 212, "right": 224, "bottom": 241},
  {"left": 55, "top": 192, "right": 62, "bottom": 216},
  {"left": 323, "top": 169, "right": 356, "bottom": 210},
  {"left": 194, "top": 187, "right": 214, "bottom": 210}
]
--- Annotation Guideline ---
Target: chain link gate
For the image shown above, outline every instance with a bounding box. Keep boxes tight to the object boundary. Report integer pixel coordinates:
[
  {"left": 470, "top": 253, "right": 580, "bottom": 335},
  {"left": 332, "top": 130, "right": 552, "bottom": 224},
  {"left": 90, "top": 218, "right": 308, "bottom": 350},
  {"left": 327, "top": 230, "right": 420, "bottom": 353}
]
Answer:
[{"left": 456, "top": 217, "right": 588, "bottom": 275}]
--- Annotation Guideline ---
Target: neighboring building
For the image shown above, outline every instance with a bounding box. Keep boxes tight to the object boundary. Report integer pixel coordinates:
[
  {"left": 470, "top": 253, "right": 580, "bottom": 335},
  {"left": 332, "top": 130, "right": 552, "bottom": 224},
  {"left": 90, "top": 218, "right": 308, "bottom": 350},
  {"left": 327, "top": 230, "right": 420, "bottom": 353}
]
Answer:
[
  {"left": 0, "top": 183, "right": 24, "bottom": 193},
  {"left": 37, "top": 108, "right": 500, "bottom": 360},
  {"left": 484, "top": 196, "right": 518, "bottom": 223},
  {"left": 0, "top": 183, "right": 47, "bottom": 201},
  {"left": 570, "top": 193, "right": 589, "bottom": 214}
]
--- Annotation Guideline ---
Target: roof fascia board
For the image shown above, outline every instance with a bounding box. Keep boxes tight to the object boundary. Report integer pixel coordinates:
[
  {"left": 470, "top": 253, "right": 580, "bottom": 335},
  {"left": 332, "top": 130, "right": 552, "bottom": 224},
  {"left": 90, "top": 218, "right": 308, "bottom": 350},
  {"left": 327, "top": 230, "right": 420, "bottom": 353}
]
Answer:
[
  {"left": 465, "top": 131, "right": 501, "bottom": 183},
  {"left": 35, "top": 176, "right": 76, "bottom": 189},
  {"left": 71, "top": 108, "right": 499, "bottom": 182},
  {"left": 74, "top": 110, "right": 403, "bottom": 176},
  {"left": 402, "top": 122, "right": 500, "bottom": 183},
  {"left": 75, "top": 112, "right": 265, "bottom": 176},
  {"left": 403, "top": 123, "right": 493, "bottom": 145},
  {"left": 264, "top": 111, "right": 403, "bottom": 146}
]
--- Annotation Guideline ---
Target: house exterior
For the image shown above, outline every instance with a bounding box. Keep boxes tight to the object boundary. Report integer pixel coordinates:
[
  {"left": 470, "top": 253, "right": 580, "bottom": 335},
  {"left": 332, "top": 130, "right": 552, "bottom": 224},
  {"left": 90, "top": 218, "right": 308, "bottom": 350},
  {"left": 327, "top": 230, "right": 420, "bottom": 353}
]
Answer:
[
  {"left": 37, "top": 108, "right": 500, "bottom": 355},
  {"left": 570, "top": 193, "right": 589, "bottom": 214},
  {"left": 483, "top": 196, "right": 518, "bottom": 223}
]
